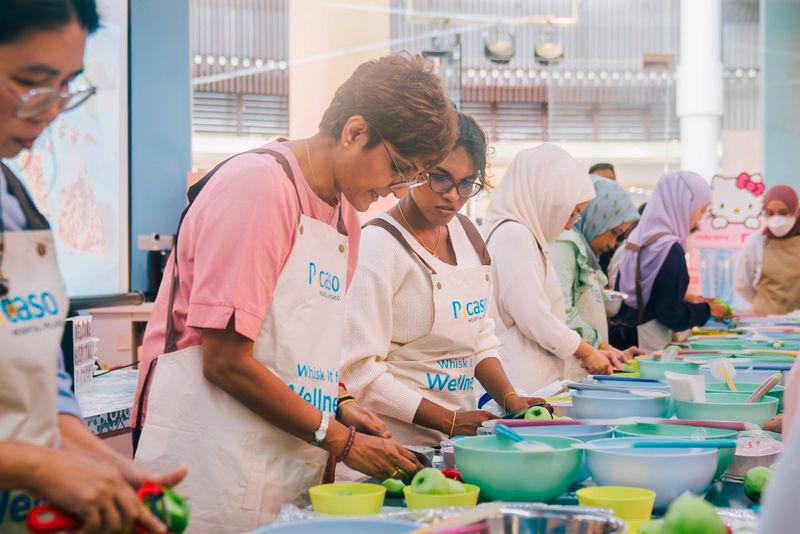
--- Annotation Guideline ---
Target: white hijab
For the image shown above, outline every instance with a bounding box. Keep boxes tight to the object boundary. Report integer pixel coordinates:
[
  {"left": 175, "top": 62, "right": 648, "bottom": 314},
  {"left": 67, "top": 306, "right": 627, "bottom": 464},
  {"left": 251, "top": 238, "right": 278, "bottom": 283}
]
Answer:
[{"left": 483, "top": 143, "right": 596, "bottom": 252}]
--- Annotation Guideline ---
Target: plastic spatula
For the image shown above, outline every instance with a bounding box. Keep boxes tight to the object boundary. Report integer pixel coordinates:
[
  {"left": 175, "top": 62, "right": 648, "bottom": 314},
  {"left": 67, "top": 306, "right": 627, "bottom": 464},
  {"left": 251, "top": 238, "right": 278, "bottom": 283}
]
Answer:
[
  {"left": 746, "top": 373, "right": 784, "bottom": 404},
  {"left": 494, "top": 423, "right": 553, "bottom": 452},
  {"left": 709, "top": 358, "right": 737, "bottom": 392},
  {"left": 574, "top": 439, "right": 738, "bottom": 451}
]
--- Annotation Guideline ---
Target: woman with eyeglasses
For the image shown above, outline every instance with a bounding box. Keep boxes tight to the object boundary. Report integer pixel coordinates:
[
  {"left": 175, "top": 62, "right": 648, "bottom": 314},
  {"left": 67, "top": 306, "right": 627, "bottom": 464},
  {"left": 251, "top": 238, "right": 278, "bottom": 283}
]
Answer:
[
  {"left": 609, "top": 171, "right": 727, "bottom": 353},
  {"left": 341, "top": 114, "right": 547, "bottom": 448},
  {"left": 549, "top": 174, "right": 643, "bottom": 363},
  {"left": 0, "top": 2, "right": 184, "bottom": 533},
  {"left": 132, "top": 54, "right": 455, "bottom": 530},
  {"left": 482, "top": 145, "right": 625, "bottom": 395}
]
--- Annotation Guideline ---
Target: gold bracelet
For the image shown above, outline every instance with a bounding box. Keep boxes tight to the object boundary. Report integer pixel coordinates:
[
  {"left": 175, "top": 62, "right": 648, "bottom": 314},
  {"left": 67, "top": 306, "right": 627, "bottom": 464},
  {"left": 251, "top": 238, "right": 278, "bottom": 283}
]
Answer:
[
  {"left": 336, "top": 399, "right": 356, "bottom": 410},
  {"left": 448, "top": 411, "right": 457, "bottom": 438},
  {"left": 502, "top": 391, "right": 519, "bottom": 413}
]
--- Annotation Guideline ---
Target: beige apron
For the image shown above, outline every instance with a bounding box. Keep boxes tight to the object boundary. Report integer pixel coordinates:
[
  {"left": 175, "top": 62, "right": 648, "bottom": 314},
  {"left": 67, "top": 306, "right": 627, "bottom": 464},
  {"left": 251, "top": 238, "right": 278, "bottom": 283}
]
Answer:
[
  {"left": 752, "top": 235, "right": 800, "bottom": 315},
  {"left": 134, "top": 149, "right": 347, "bottom": 532},
  {"left": 363, "top": 214, "right": 492, "bottom": 447},
  {"left": 626, "top": 232, "right": 674, "bottom": 353},
  {"left": 487, "top": 220, "right": 585, "bottom": 391},
  {"left": 0, "top": 165, "right": 68, "bottom": 532}
]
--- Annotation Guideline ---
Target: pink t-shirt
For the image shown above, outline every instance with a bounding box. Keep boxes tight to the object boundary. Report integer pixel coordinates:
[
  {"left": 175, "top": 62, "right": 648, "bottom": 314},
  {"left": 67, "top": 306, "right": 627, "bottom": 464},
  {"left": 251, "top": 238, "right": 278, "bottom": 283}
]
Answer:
[{"left": 132, "top": 143, "right": 360, "bottom": 424}]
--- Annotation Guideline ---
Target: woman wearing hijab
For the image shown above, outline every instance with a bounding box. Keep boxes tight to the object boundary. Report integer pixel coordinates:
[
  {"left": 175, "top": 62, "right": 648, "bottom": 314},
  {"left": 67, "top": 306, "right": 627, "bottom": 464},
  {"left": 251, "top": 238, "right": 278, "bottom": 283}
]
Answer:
[
  {"left": 609, "top": 171, "right": 727, "bottom": 352},
  {"left": 734, "top": 184, "right": 800, "bottom": 314},
  {"left": 341, "top": 114, "right": 547, "bottom": 450},
  {"left": 550, "top": 175, "right": 641, "bottom": 349},
  {"left": 484, "top": 144, "right": 625, "bottom": 394}
]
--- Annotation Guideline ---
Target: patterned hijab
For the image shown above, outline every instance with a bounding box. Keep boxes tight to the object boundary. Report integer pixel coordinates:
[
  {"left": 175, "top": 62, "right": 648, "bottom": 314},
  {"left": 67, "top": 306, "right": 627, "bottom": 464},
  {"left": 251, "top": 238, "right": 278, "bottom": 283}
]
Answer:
[{"left": 576, "top": 175, "right": 641, "bottom": 246}]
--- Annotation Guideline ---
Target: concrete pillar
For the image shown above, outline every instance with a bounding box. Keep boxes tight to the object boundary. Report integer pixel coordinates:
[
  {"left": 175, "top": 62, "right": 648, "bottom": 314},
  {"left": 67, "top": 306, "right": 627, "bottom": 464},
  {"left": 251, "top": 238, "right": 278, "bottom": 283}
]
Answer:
[
  {"left": 762, "top": 1, "right": 800, "bottom": 188},
  {"left": 676, "top": 0, "right": 723, "bottom": 181},
  {"left": 288, "top": 0, "right": 391, "bottom": 138}
]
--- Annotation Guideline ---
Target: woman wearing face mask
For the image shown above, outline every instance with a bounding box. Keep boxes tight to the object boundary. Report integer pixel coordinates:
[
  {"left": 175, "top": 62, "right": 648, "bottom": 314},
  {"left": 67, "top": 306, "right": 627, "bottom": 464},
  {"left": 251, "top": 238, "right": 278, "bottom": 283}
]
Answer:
[
  {"left": 0, "top": 2, "right": 184, "bottom": 532},
  {"left": 340, "top": 114, "right": 547, "bottom": 448},
  {"left": 734, "top": 184, "right": 800, "bottom": 314},
  {"left": 483, "top": 145, "right": 624, "bottom": 395},
  {"left": 550, "top": 175, "right": 642, "bottom": 356},
  {"left": 132, "top": 54, "right": 456, "bottom": 531},
  {"left": 609, "top": 171, "right": 727, "bottom": 353}
]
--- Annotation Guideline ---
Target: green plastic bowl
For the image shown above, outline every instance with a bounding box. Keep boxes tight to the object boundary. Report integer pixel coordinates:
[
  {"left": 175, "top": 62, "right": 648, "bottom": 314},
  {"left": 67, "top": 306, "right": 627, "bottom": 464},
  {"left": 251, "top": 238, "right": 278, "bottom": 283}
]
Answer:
[
  {"left": 674, "top": 392, "right": 779, "bottom": 427},
  {"left": 706, "top": 383, "right": 785, "bottom": 411},
  {"left": 403, "top": 484, "right": 480, "bottom": 510},
  {"left": 637, "top": 358, "right": 701, "bottom": 379},
  {"left": 309, "top": 483, "right": 386, "bottom": 516},
  {"left": 454, "top": 435, "right": 581, "bottom": 502},
  {"left": 614, "top": 423, "right": 737, "bottom": 480},
  {"left": 689, "top": 338, "right": 745, "bottom": 351}
]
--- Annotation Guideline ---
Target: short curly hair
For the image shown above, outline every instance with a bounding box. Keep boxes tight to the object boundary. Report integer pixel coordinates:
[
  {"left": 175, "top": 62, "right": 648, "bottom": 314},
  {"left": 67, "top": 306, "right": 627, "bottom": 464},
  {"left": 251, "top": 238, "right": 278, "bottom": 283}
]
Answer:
[{"left": 319, "top": 52, "right": 458, "bottom": 173}]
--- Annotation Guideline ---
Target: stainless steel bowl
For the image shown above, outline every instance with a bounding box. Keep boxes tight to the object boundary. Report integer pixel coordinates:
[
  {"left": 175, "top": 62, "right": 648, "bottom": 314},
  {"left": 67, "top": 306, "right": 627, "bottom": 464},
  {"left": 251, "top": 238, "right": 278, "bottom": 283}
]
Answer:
[{"left": 448, "top": 505, "right": 625, "bottom": 534}]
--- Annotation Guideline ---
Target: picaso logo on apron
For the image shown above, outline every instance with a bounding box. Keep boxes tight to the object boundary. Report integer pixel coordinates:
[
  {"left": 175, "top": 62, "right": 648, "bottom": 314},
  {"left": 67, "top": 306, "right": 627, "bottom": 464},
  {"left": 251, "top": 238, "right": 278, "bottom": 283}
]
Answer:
[{"left": 450, "top": 298, "right": 487, "bottom": 322}]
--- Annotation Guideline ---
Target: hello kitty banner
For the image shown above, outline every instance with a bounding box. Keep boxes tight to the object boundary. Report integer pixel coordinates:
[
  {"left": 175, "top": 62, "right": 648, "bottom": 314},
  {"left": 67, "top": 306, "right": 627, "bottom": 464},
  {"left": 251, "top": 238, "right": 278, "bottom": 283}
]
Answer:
[{"left": 687, "top": 172, "right": 765, "bottom": 307}]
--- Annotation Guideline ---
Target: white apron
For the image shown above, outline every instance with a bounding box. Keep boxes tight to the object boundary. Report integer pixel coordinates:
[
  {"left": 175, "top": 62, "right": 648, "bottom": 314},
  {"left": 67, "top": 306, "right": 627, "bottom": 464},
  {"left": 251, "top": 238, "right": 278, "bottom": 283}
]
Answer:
[
  {"left": 0, "top": 164, "right": 68, "bottom": 533},
  {"left": 487, "top": 221, "right": 585, "bottom": 393},
  {"left": 134, "top": 148, "right": 347, "bottom": 532},
  {"left": 363, "top": 215, "right": 492, "bottom": 447},
  {"left": 626, "top": 232, "right": 674, "bottom": 353}
]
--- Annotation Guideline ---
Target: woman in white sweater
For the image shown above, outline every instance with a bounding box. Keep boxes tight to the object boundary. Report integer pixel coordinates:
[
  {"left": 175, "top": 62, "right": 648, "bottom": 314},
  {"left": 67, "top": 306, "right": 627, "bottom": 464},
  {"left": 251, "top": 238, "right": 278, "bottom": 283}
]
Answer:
[
  {"left": 483, "top": 145, "right": 626, "bottom": 394},
  {"left": 341, "top": 114, "right": 547, "bottom": 447}
]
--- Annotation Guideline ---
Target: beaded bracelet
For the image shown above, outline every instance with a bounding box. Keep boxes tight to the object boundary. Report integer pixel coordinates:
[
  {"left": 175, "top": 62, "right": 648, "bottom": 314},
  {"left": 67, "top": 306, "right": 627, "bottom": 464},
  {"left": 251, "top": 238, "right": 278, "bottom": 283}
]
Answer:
[{"left": 336, "top": 426, "right": 357, "bottom": 463}]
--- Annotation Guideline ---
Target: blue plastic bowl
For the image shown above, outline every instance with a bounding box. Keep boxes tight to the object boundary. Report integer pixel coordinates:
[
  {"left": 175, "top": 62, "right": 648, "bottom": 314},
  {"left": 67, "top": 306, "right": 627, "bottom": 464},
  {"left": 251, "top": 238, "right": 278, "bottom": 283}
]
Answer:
[
  {"left": 253, "top": 519, "right": 417, "bottom": 533},
  {"left": 585, "top": 437, "right": 718, "bottom": 511},
  {"left": 572, "top": 390, "right": 673, "bottom": 420},
  {"left": 513, "top": 424, "right": 614, "bottom": 484}
]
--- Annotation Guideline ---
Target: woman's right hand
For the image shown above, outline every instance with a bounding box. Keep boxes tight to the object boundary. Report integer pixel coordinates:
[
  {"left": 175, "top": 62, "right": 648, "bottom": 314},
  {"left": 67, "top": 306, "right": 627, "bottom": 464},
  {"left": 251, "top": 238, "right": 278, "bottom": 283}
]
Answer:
[
  {"left": 451, "top": 410, "right": 497, "bottom": 437},
  {"left": 342, "top": 434, "right": 423, "bottom": 480},
  {"left": 29, "top": 447, "right": 165, "bottom": 534},
  {"left": 581, "top": 350, "right": 614, "bottom": 375},
  {"left": 708, "top": 302, "right": 728, "bottom": 321}
]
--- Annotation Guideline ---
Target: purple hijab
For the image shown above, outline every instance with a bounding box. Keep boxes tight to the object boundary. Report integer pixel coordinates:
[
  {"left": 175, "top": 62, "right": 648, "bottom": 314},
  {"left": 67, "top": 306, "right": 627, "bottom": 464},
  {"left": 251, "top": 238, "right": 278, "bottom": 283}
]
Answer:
[{"left": 619, "top": 171, "right": 712, "bottom": 308}]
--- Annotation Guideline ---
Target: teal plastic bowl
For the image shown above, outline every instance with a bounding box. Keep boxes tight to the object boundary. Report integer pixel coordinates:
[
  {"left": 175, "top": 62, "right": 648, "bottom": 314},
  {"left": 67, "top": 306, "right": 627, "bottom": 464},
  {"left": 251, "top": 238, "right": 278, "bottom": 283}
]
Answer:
[
  {"left": 734, "top": 353, "right": 796, "bottom": 364},
  {"left": 689, "top": 338, "right": 745, "bottom": 351},
  {"left": 454, "top": 435, "right": 581, "bottom": 502},
  {"left": 614, "top": 423, "right": 737, "bottom": 480},
  {"left": 674, "top": 392, "right": 779, "bottom": 426},
  {"left": 637, "top": 358, "right": 700, "bottom": 379},
  {"left": 706, "top": 383, "right": 785, "bottom": 411}
]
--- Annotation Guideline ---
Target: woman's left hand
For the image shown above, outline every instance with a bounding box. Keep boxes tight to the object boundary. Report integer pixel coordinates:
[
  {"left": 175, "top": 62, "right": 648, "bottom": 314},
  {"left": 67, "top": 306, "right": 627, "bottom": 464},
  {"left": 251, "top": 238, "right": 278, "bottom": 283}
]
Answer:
[
  {"left": 505, "top": 395, "right": 551, "bottom": 416},
  {"left": 337, "top": 401, "right": 391, "bottom": 439}
]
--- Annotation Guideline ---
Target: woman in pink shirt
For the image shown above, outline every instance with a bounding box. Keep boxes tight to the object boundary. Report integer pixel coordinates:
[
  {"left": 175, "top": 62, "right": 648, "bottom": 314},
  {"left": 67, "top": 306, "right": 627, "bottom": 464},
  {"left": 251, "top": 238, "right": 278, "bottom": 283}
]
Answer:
[{"left": 132, "top": 54, "right": 458, "bottom": 531}]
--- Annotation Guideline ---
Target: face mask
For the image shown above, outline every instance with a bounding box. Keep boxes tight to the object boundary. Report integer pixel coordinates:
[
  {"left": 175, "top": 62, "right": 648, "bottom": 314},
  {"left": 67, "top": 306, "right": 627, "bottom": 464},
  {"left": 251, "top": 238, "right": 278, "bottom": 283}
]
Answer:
[{"left": 767, "top": 215, "right": 797, "bottom": 237}]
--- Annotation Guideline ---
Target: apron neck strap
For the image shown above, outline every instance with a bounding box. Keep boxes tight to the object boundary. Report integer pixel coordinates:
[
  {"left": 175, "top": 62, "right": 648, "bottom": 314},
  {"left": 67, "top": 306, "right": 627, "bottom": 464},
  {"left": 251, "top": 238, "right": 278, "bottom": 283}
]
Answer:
[
  {"left": 486, "top": 219, "right": 547, "bottom": 269},
  {"left": 456, "top": 214, "right": 491, "bottom": 266},
  {"left": 624, "top": 231, "right": 673, "bottom": 324},
  {"left": 0, "top": 162, "right": 50, "bottom": 231},
  {"left": 363, "top": 218, "right": 438, "bottom": 275}
]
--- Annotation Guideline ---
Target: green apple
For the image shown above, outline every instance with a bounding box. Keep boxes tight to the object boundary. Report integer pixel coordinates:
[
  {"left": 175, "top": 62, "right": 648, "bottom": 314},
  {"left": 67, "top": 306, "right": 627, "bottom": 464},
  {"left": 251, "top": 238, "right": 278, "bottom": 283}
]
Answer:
[
  {"left": 637, "top": 519, "right": 664, "bottom": 534},
  {"left": 446, "top": 479, "right": 466, "bottom": 494},
  {"left": 524, "top": 406, "right": 553, "bottom": 420},
  {"left": 744, "top": 466, "right": 774, "bottom": 504},
  {"left": 713, "top": 298, "right": 732, "bottom": 317},
  {"left": 410, "top": 468, "right": 449, "bottom": 495},
  {"left": 663, "top": 494, "right": 725, "bottom": 534},
  {"left": 382, "top": 478, "right": 406, "bottom": 496}
]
